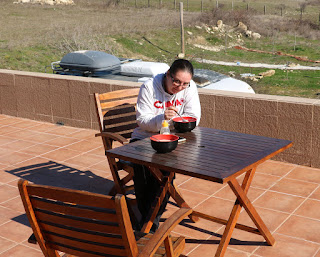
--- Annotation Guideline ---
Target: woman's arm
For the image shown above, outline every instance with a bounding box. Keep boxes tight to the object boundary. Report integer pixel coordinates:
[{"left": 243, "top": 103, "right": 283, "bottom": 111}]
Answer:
[
  {"left": 182, "top": 81, "right": 201, "bottom": 125},
  {"left": 136, "top": 82, "right": 164, "bottom": 132}
]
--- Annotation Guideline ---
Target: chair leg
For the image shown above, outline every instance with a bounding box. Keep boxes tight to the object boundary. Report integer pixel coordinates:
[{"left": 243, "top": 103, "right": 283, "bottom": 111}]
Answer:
[{"left": 28, "top": 233, "right": 37, "bottom": 244}]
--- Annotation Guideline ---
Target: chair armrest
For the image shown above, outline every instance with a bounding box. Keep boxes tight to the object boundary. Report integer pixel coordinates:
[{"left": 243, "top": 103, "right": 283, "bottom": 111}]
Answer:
[
  {"left": 95, "top": 132, "right": 129, "bottom": 145},
  {"left": 138, "top": 207, "right": 192, "bottom": 257}
]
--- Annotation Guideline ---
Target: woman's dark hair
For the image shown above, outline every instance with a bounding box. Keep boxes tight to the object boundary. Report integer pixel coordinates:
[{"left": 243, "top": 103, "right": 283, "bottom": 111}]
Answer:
[{"left": 169, "top": 59, "right": 194, "bottom": 77}]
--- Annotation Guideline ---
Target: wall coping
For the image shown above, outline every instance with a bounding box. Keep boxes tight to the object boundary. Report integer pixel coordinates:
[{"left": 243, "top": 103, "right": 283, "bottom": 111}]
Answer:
[{"left": 2, "top": 69, "right": 319, "bottom": 105}]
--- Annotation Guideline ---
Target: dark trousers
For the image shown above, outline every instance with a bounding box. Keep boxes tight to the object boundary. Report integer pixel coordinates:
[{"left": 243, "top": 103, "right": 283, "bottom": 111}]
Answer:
[
  {"left": 130, "top": 139, "right": 172, "bottom": 232},
  {"left": 133, "top": 164, "right": 171, "bottom": 232}
]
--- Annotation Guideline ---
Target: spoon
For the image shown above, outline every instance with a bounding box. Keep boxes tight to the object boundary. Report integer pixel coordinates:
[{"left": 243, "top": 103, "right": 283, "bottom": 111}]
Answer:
[{"left": 175, "top": 111, "right": 188, "bottom": 122}]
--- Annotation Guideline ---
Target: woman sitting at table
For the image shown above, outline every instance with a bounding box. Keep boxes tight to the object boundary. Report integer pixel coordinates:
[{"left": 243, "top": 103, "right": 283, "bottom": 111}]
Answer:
[{"left": 131, "top": 59, "right": 201, "bottom": 232}]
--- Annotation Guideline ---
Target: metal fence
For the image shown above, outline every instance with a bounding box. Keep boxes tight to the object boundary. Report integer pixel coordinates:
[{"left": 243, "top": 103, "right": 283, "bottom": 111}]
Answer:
[{"left": 121, "top": 0, "right": 320, "bottom": 24}]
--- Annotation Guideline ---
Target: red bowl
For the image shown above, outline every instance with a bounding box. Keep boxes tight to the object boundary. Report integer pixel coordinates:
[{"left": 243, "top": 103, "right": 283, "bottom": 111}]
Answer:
[
  {"left": 172, "top": 116, "right": 197, "bottom": 132},
  {"left": 150, "top": 134, "right": 179, "bottom": 153}
]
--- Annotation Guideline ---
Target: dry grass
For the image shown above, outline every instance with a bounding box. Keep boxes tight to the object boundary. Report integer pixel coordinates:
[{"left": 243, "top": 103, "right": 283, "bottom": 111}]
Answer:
[
  {"left": 0, "top": 0, "right": 200, "bottom": 53},
  {"left": 1, "top": 0, "right": 318, "bottom": 53}
]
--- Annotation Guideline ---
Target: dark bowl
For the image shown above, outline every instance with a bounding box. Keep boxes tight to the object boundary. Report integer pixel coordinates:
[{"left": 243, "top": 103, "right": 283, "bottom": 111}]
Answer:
[
  {"left": 150, "top": 134, "right": 179, "bottom": 153},
  {"left": 172, "top": 116, "right": 197, "bottom": 133}
]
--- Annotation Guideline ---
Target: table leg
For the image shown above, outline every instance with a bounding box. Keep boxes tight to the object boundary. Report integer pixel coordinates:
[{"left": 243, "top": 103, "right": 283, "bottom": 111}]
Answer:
[
  {"left": 107, "top": 156, "right": 138, "bottom": 227},
  {"left": 168, "top": 183, "right": 199, "bottom": 222},
  {"left": 107, "top": 156, "right": 127, "bottom": 195},
  {"left": 141, "top": 166, "right": 199, "bottom": 232},
  {"left": 141, "top": 175, "right": 172, "bottom": 233},
  {"left": 228, "top": 177, "right": 275, "bottom": 246},
  {"left": 215, "top": 168, "right": 275, "bottom": 257},
  {"left": 149, "top": 166, "right": 199, "bottom": 223}
]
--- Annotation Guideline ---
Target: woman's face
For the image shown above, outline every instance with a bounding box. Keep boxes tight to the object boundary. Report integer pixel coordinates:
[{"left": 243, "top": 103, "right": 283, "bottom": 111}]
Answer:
[{"left": 165, "top": 70, "right": 192, "bottom": 95}]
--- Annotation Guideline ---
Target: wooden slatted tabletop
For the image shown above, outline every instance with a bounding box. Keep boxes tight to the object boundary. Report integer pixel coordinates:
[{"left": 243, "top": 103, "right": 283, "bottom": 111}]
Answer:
[{"left": 106, "top": 127, "right": 292, "bottom": 184}]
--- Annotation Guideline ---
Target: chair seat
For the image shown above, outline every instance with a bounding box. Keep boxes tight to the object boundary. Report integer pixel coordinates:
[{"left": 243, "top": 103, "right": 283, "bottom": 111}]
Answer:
[{"left": 135, "top": 231, "right": 185, "bottom": 257}]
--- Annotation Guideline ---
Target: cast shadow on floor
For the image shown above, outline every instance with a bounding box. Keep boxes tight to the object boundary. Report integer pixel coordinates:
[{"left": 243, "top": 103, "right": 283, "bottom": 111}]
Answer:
[{"left": 6, "top": 160, "right": 115, "bottom": 227}]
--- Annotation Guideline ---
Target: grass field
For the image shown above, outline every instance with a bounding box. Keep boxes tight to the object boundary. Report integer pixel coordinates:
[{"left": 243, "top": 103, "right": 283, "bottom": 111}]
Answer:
[{"left": 0, "top": 0, "right": 319, "bottom": 98}]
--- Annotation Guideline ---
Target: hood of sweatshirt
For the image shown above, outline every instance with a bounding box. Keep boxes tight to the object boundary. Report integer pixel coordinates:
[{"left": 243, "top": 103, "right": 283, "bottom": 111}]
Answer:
[{"left": 153, "top": 73, "right": 177, "bottom": 104}]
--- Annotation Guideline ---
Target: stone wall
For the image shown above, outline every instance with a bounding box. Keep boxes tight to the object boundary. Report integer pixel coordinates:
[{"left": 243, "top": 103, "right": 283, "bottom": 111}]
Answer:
[{"left": 0, "top": 69, "right": 319, "bottom": 168}]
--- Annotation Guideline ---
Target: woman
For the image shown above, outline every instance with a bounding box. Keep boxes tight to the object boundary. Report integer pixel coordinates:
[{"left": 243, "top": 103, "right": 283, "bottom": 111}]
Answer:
[{"left": 131, "top": 59, "right": 201, "bottom": 232}]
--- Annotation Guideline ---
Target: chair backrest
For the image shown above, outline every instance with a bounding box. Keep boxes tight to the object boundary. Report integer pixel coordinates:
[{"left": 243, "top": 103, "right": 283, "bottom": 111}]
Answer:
[
  {"left": 18, "top": 179, "right": 139, "bottom": 257},
  {"left": 94, "top": 88, "right": 140, "bottom": 141}
]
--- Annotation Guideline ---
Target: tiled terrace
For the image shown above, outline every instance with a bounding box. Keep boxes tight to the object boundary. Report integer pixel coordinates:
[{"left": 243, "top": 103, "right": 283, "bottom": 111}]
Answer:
[{"left": 0, "top": 114, "right": 320, "bottom": 257}]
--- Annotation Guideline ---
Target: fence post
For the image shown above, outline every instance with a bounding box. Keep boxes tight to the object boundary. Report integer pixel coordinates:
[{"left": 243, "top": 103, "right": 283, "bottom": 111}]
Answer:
[
  {"left": 159, "top": 0, "right": 162, "bottom": 8},
  {"left": 300, "top": 7, "right": 303, "bottom": 20},
  {"left": 148, "top": 0, "right": 150, "bottom": 7},
  {"left": 174, "top": 0, "right": 176, "bottom": 10},
  {"left": 247, "top": 3, "right": 248, "bottom": 11},
  {"left": 264, "top": 5, "right": 266, "bottom": 15},
  {"left": 272, "top": 31, "right": 276, "bottom": 54},
  {"left": 225, "top": 31, "right": 228, "bottom": 51},
  {"left": 180, "top": 2, "right": 185, "bottom": 56},
  {"left": 187, "top": 0, "right": 189, "bottom": 11},
  {"left": 232, "top": 1, "right": 233, "bottom": 10},
  {"left": 280, "top": 7, "right": 282, "bottom": 16},
  {"left": 216, "top": 0, "right": 218, "bottom": 8},
  {"left": 201, "top": 0, "right": 203, "bottom": 12}
]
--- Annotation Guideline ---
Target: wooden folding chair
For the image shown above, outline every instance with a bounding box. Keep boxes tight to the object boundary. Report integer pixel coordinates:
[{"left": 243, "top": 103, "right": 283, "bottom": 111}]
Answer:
[
  {"left": 94, "top": 88, "right": 140, "bottom": 197},
  {"left": 18, "top": 179, "right": 191, "bottom": 257}
]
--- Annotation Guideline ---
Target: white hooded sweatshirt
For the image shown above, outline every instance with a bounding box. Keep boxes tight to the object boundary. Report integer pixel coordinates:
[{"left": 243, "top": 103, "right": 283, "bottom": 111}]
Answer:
[{"left": 131, "top": 73, "right": 201, "bottom": 140}]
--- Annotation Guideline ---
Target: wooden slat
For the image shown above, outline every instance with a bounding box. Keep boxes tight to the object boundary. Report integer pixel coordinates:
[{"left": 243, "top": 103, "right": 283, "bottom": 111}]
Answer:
[
  {"left": 35, "top": 211, "right": 121, "bottom": 234},
  {"left": 99, "top": 88, "right": 140, "bottom": 101},
  {"left": 45, "top": 233, "right": 127, "bottom": 256},
  {"left": 94, "top": 93, "right": 104, "bottom": 132},
  {"left": 104, "top": 120, "right": 137, "bottom": 130},
  {"left": 173, "top": 237, "right": 185, "bottom": 257},
  {"left": 27, "top": 184, "right": 116, "bottom": 209},
  {"left": 102, "top": 111, "right": 137, "bottom": 121},
  {"left": 100, "top": 98, "right": 137, "bottom": 110},
  {"left": 31, "top": 197, "right": 118, "bottom": 223},
  {"left": 115, "top": 195, "right": 138, "bottom": 257},
  {"left": 18, "top": 180, "right": 57, "bottom": 257},
  {"left": 164, "top": 236, "right": 174, "bottom": 257},
  {"left": 136, "top": 235, "right": 182, "bottom": 256},
  {"left": 48, "top": 242, "right": 126, "bottom": 257},
  {"left": 192, "top": 211, "right": 260, "bottom": 235},
  {"left": 105, "top": 123, "right": 137, "bottom": 133},
  {"left": 41, "top": 222, "right": 124, "bottom": 246},
  {"left": 101, "top": 105, "right": 136, "bottom": 118}
]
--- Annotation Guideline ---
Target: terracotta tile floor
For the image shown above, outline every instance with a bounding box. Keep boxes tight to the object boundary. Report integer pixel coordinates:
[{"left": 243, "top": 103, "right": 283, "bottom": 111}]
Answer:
[{"left": 0, "top": 114, "right": 320, "bottom": 257}]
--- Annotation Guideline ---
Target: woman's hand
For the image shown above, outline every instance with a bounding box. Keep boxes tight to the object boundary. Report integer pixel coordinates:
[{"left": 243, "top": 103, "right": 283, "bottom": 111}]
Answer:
[{"left": 164, "top": 106, "right": 178, "bottom": 120}]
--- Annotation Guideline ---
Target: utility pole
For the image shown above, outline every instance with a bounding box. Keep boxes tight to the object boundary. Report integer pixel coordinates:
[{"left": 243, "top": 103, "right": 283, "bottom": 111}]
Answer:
[{"left": 179, "top": 2, "right": 185, "bottom": 57}]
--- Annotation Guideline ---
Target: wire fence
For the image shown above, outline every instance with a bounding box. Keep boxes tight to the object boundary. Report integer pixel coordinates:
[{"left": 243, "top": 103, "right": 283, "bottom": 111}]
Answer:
[{"left": 121, "top": 0, "right": 320, "bottom": 24}]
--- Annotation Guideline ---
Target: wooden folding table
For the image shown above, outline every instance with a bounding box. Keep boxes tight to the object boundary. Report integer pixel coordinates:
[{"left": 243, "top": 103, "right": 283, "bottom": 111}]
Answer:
[{"left": 106, "top": 127, "right": 292, "bottom": 257}]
